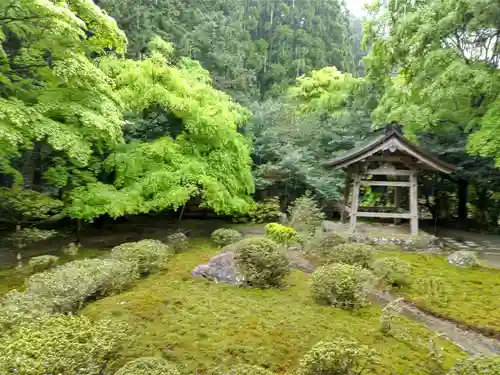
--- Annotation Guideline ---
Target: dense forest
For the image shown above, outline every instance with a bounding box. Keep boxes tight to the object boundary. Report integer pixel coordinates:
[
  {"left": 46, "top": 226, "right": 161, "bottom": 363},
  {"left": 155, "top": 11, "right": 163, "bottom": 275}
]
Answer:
[{"left": 1, "top": 0, "right": 500, "bottom": 235}]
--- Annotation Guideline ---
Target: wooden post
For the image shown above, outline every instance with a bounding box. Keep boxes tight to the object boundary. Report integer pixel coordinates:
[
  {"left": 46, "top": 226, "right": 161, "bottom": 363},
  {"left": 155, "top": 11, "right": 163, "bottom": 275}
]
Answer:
[
  {"left": 410, "top": 170, "right": 419, "bottom": 235},
  {"left": 349, "top": 170, "right": 361, "bottom": 234},
  {"left": 394, "top": 186, "right": 401, "bottom": 225},
  {"left": 341, "top": 171, "right": 351, "bottom": 223}
]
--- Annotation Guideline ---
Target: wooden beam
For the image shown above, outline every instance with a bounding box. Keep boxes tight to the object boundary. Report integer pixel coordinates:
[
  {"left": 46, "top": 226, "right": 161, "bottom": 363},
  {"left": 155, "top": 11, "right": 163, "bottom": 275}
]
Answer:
[
  {"left": 394, "top": 186, "right": 402, "bottom": 225},
  {"left": 360, "top": 180, "right": 410, "bottom": 187},
  {"left": 366, "top": 155, "right": 416, "bottom": 164},
  {"left": 410, "top": 170, "right": 419, "bottom": 235},
  {"left": 364, "top": 168, "right": 412, "bottom": 176},
  {"left": 357, "top": 212, "right": 412, "bottom": 219},
  {"left": 349, "top": 171, "right": 361, "bottom": 233},
  {"left": 341, "top": 171, "right": 351, "bottom": 222}
]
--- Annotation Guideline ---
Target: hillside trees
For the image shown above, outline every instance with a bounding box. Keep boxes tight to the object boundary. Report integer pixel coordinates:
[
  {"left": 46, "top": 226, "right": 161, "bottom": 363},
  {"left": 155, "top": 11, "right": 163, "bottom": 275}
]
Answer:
[
  {"left": 98, "top": 0, "right": 359, "bottom": 101},
  {"left": 364, "top": 0, "right": 500, "bottom": 227}
]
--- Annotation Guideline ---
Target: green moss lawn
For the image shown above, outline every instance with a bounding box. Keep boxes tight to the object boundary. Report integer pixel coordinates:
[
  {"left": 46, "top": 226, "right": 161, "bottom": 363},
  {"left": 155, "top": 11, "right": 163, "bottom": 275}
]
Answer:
[
  {"left": 83, "top": 240, "right": 464, "bottom": 374},
  {"left": 379, "top": 251, "right": 500, "bottom": 336}
]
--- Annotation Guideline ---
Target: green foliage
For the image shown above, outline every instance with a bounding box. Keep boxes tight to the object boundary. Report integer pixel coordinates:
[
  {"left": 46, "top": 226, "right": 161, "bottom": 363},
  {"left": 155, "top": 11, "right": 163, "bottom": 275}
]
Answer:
[
  {"left": 82, "top": 243, "right": 465, "bottom": 374},
  {"left": 28, "top": 255, "right": 59, "bottom": 273},
  {"left": 306, "top": 232, "right": 348, "bottom": 260},
  {"left": 298, "top": 339, "right": 377, "bottom": 375},
  {"left": 373, "top": 257, "right": 411, "bottom": 287},
  {"left": 115, "top": 357, "right": 180, "bottom": 375},
  {"left": 223, "top": 365, "right": 274, "bottom": 375},
  {"left": 0, "top": 291, "right": 50, "bottom": 332},
  {"left": 264, "top": 223, "right": 300, "bottom": 247},
  {"left": 324, "top": 243, "right": 375, "bottom": 268},
  {"left": 0, "top": 314, "right": 127, "bottom": 375},
  {"left": 247, "top": 197, "right": 282, "bottom": 224},
  {"left": 167, "top": 233, "right": 189, "bottom": 252},
  {"left": 70, "top": 40, "right": 254, "bottom": 220},
  {"left": 365, "top": 0, "right": 500, "bottom": 166},
  {"left": 311, "top": 264, "right": 373, "bottom": 309},
  {"left": 377, "top": 252, "right": 500, "bottom": 335},
  {"left": 8, "top": 228, "right": 57, "bottom": 250},
  {"left": 0, "top": 0, "right": 126, "bottom": 186},
  {"left": 26, "top": 258, "right": 139, "bottom": 313},
  {"left": 110, "top": 239, "right": 171, "bottom": 275},
  {"left": 100, "top": 0, "right": 358, "bottom": 101},
  {"left": 288, "top": 193, "right": 325, "bottom": 236},
  {"left": 0, "top": 188, "right": 63, "bottom": 224},
  {"left": 448, "top": 355, "right": 500, "bottom": 375},
  {"left": 380, "top": 298, "right": 404, "bottom": 336},
  {"left": 211, "top": 229, "right": 243, "bottom": 248},
  {"left": 234, "top": 237, "right": 290, "bottom": 289}
]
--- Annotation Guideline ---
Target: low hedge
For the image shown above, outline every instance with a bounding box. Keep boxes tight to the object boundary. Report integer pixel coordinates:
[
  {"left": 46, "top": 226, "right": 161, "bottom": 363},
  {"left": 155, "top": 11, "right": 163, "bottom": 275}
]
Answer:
[
  {"left": 28, "top": 255, "right": 59, "bottom": 273},
  {"left": 0, "top": 314, "right": 127, "bottom": 375},
  {"left": 27, "top": 258, "right": 139, "bottom": 313},
  {"left": 110, "top": 239, "right": 171, "bottom": 274}
]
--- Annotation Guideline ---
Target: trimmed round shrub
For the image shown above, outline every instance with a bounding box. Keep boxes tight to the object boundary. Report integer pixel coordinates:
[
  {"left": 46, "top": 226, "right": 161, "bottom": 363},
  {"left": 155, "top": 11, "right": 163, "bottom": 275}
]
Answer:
[
  {"left": 325, "top": 243, "right": 375, "bottom": 268},
  {"left": 234, "top": 237, "right": 290, "bottom": 289},
  {"left": 110, "top": 239, "right": 171, "bottom": 274},
  {"left": 211, "top": 228, "right": 243, "bottom": 247},
  {"left": 115, "top": 357, "right": 180, "bottom": 375},
  {"left": 224, "top": 364, "right": 274, "bottom": 375},
  {"left": 311, "top": 263, "right": 373, "bottom": 309},
  {"left": 372, "top": 256, "right": 411, "bottom": 287},
  {"left": 28, "top": 254, "right": 59, "bottom": 273},
  {"left": 0, "top": 314, "right": 127, "bottom": 375},
  {"left": 265, "top": 223, "right": 300, "bottom": 247},
  {"left": 448, "top": 355, "right": 500, "bottom": 375},
  {"left": 167, "top": 232, "right": 188, "bottom": 252},
  {"left": 27, "top": 258, "right": 139, "bottom": 313},
  {"left": 306, "top": 232, "right": 348, "bottom": 260},
  {"left": 298, "top": 340, "right": 376, "bottom": 375},
  {"left": 0, "top": 291, "right": 50, "bottom": 331}
]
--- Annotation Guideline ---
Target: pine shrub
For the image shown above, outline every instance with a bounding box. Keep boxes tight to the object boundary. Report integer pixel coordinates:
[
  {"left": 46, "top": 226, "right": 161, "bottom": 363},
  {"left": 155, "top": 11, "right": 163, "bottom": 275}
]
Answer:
[
  {"left": 28, "top": 255, "right": 59, "bottom": 273},
  {"left": 110, "top": 239, "right": 171, "bottom": 274},
  {"left": 311, "top": 263, "right": 373, "bottom": 309},
  {"left": 26, "top": 258, "right": 139, "bottom": 313},
  {"left": 288, "top": 193, "right": 325, "bottom": 235},
  {"left": 264, "top": 223, "right": 300, "bottom": 247},
  {"left": 115, "top": 357, "right": 180, "bottom": 375},
  {"left": 211, "top": 228, "right": 243, "bottom": 248},
  {"left": 448, "top": 355, "right": 500, "bottom": 375},
  {"left": 372, "top": 257, "right": 411, "bottom": 287},
  {"left": 0, "top": 314, "right": 127, "bottom": 375},
  {"left": 298, "top": 339, "right": 377, "bottom": 375},
  {"left": 325, "top": 243, "right": 375, "bottom": 268},
  {"left": 235, "top": 237, "right": 290, "bottom": 289}
]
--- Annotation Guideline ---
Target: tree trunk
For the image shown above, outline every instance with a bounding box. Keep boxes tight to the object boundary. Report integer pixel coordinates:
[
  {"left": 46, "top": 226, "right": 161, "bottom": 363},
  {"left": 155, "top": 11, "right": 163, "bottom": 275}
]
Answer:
[{"left": 457, "top": 180, "right": 468, "bottom": 221}]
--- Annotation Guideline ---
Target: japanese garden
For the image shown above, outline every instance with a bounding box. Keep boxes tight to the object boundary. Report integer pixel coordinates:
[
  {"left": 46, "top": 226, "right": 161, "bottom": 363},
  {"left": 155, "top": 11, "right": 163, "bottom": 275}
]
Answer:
[{"left": 1, "top": 0, "right": 500, "bottom": 374}]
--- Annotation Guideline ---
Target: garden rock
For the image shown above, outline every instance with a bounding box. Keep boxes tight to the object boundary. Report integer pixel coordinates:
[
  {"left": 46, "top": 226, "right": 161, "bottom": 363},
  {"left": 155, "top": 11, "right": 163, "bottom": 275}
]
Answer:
[
  {"left": 447, "top": 251, "right": 479, "bottom": 267},
  {"left": 192, "top": 252, "right": 243, "bottom": 285}
]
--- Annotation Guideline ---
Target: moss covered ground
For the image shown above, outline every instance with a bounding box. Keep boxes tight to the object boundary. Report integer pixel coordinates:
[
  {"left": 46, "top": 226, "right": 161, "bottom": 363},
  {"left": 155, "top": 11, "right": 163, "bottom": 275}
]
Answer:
[
  {"left": 83, "top": 240, "right": 464, "bottom": 374},
  {"left": 378, "top": 251, "right": 500, "bottom": 336}
]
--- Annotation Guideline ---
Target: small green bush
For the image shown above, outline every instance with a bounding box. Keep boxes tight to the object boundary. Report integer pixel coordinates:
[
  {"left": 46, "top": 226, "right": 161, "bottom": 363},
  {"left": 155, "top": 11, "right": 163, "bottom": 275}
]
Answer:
[
  {"left": 211, "top": 228, "right": 243, "bottom": 248},
  {"left": 0, "top": 314, "right": 127, "bottom": 375},
  {"left": 325, "top": 243, "right": 375, "bottom": 268},
  {"left": 110, "top": 239, "right": 171, "bottom": 274},
  {"left": 298, "top": 340, "right": 377, "bottom": 375},
  {"left": 28, "top": 254, "right": 59, "bottom": 273},
  {"left": 235, "top": 237, "right": 290, "bottom": 289},
  {"left": 448, "top": 355, "right": 500, "bottom": 375},
  {"left": 288, "top": 193, "right": 325, "bottom": 235},
  {"left": 306, "top": 232, "right": 348, "bottom": 261},
  {"left": 167, "top": 232, "right": 188, "bottom": 252},
  {"left": 311, "top": 263, "right": 373, "bottom": 309},
  {"left": 115, "top": 357, "right": 180, "bottom": 375},
  {"left": 372, "top": 257, "right": 411, "bottom": 287},
  {"left": 0, "top": 291, "right": 50, "bottom": 331},
  {"left": 265, "top": 223, "right": 300, "bottom": 247},
  {"left": 27, "top": 258, "right": 139, "bottom": 312},
  {"left": 224, "top": 364, "right": 274, "bottom": 375}
]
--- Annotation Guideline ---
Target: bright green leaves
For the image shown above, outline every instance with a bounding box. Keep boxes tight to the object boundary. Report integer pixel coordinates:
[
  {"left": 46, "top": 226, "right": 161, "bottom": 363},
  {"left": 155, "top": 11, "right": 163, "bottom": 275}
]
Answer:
[
  {"left": 365, "top": 0, "right": 500, "bottom": 164},
  {"left": 70, "top": 40, "right": 254, "bottom": 219}
]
